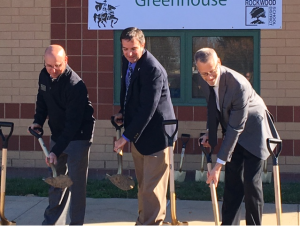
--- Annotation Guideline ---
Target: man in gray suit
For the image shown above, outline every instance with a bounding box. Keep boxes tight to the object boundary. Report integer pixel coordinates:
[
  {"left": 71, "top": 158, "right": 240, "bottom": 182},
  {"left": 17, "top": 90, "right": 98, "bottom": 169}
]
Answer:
[{"left": 194, "top": 48, "right": 279, "bottom": 225}]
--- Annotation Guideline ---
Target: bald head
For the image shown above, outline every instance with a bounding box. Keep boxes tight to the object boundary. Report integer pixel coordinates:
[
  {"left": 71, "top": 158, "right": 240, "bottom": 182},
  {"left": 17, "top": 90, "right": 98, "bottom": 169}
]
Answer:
[
  {"left": 44, "top": 44, "right": 68, "bottom": 79},
  {"left": 45, "top": 44, "right": 66, "bottom": 58},
  {"left": 194, "top": 48, "right": 218, "bottom": 64}
]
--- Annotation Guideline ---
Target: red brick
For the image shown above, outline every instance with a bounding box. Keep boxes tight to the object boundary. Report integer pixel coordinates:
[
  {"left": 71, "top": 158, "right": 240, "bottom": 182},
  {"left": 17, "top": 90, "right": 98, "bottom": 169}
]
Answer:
[
  {"left": 267, "top": 105, "right": 277, "bottom": 122},
  {"left": 82, "top": 72, "right": 97, "bottom": 88},
  {"left": 67, "top": 0, "right": 81, "bottom": 7},
  {"left": 281, "top": 139, "right": 293, "bottom": 156},
  {"left": 83, "top": 40, "right": 97, "bottom": 55},
  {"left": 51, "top": 8, "right": 65, "bottom": 23},
  {"left": 98, "top": 40, "right": 114, "bottom": 55},
  {"left": 98, "top": 56, "right": 113, "bottom": 71},
  {"left": 98, "top": 30, "right": 113, "bottom": 39},
  {"left": 68, "top": 56, "right": 81, "bottom": 72},
  {"left": 21, "top": 103, "right": 35, "bottom": 119},
  {"left": 87, "top": 88, "right": 97, "bottom": 105},
  {"left": 82, "top": 56, "right": 97, "bottom": 72},
  {"left": 113, "top": 105, "right": 121, "bottom": 115},
  {"left": 82, "top": 24, "right": 97, "bottom": 39},
  {"left": 20, "top": 135, "right": 34, "bottom": 151},
  {"left": 5, "top": 103, "right": 19, "bottom": 119},
  {"left": 7, "top": 135, "right": 19, "bottom": 151},
  {"left": 51, "top": 40, "right": 66, "bottom": 50},
  {"left": 294, "top": 106, "right": 300, "bottom": 122},
  {"left": 51, "top": 24, "right": 66, "bottom": 39},
  {"left": 178, "top": 106, "right": 193, "bottom": 121},
  {"left": 294, "top": 140, "right": 300, "bottom": 156},
  {"left": 98, "top": 89, "right": 113, "bottom": 104},
  {"left": 277, "top": 106, "right": 293, "bottom": 122},
  {"left": 34, "top": 135, "right": 50, "bottom": 151},
  {"left": 51, "top": 0, "right": 65, "bottom": 7},
  {"left": 82, "top": 8, "right": 88, "bottom": 23},
  {"left": 0, "top": 103, "right": 4, "bottom": 118},
  {"left": 193, "top": 138, "right": 201, "bottom": 155},
  {"left": 67, "top": 40, "right": 81, "bottom": 55},
  {"left": 82, "top": 0, "right": 88, "bottom": 7},
  {"left": 67, "top": 24, "right": 81, "bottom": 39},
  {"left": 98, "top": 72, "right": 113, "bottom": 88},
  {"left": 173, "top": 106, "right": 178, "bottom": 119},
  {"left": 194, "top": 106, "right": 207, "bottom": 121},
  {"left": 67, "top": 8, "right": 81, "bottom": 23},
  {"left": 98, "top": 104, "right": 113, "bottom": 120}
]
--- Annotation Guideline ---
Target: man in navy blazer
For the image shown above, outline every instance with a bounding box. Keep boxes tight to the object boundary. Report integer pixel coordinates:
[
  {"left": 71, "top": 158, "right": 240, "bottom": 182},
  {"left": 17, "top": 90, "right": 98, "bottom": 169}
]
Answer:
[
  {"left": 113, "top": 27, "right": 176, "bottom": 225},
  {"left": 195, "top": 48, "right": 279, "bottom": 225}
]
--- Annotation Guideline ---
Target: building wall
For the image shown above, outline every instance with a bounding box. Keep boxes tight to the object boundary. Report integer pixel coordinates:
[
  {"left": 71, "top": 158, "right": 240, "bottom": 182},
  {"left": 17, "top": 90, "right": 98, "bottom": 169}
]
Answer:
[{"left": 0, "top": 0, "right": 299, "bottom": 177}]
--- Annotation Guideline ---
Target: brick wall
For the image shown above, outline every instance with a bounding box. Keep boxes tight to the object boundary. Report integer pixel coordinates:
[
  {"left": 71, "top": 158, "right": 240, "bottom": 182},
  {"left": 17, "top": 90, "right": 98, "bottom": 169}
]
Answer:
[{"left": 0, "top": 0, "right": 299, "bottom": 177}]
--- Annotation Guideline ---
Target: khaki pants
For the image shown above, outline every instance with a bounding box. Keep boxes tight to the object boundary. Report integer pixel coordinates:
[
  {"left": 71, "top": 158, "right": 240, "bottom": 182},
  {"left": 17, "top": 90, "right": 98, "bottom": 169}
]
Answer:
[{"left": 131, "top": 143, "right": 170, "bottom": 225}]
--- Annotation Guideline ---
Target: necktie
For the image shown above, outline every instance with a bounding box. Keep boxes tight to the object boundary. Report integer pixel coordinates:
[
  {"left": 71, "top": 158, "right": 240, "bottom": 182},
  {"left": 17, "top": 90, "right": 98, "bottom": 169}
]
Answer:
[
  {"left": 123, "top": 65, "right": 133, "bottom": 119},
  {"left": 208, "top": 86, "right": 218, "bottom": 150}
]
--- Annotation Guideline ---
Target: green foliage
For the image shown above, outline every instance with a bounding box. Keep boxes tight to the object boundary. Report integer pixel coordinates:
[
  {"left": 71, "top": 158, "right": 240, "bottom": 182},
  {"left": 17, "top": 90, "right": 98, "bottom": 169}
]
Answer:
[{"left": 5, "top": 178, "right": 300, "bottom": 204}]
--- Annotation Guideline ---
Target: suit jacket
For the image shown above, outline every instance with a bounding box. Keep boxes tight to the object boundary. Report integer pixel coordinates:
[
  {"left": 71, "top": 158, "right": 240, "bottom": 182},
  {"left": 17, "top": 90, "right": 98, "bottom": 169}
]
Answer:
[
  {"left": 199, "top": 65, "right": 279, "bottom": 161},
  {"left": 120, "top": 50, "right": 177, "bottom": 155}
]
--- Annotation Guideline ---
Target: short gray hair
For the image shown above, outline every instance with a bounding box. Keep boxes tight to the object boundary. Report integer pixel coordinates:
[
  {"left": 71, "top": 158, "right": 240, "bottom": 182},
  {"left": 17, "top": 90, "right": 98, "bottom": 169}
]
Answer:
[{"left": 194, "top": 48, "right": 218, "bottom": 64}]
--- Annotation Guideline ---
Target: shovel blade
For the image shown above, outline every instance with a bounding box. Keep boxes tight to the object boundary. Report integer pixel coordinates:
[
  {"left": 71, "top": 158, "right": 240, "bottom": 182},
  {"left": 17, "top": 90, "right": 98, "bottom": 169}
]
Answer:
[
  {"left": 261, "top": 171, "right": 272, "bottom": 184},
  {"left": 174, "top": 171, "right": 186, "bottom": 183},
  {"left": 43, "top": 175, "right": 73, "bottom": 189},
  {"left": 195, "top": 170, "right": 207, "bottom": 182},
  {"left": 106, "top": 174, "right": 135, "bottom": 191}
]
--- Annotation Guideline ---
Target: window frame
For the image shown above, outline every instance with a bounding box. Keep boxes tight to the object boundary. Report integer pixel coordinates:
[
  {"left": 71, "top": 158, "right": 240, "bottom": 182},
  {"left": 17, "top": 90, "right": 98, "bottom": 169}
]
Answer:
[{"left": 113, "top": 29, "right": 260, "bottom": 106}]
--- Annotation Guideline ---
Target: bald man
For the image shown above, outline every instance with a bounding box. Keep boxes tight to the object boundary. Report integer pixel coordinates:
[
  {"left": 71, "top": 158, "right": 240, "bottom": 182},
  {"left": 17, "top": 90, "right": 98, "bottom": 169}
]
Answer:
[{"left": 29, "top": 45, "right": 95, "bottom": 225}]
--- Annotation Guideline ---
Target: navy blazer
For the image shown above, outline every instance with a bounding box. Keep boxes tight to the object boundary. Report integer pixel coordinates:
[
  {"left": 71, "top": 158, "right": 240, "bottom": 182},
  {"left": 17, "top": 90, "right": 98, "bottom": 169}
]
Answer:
[
  {"left": 120, "top": 50, "right": 177, "bottom": 155},
  {"left": 199, "top": 65, "right": 279, "bottom": 161}
]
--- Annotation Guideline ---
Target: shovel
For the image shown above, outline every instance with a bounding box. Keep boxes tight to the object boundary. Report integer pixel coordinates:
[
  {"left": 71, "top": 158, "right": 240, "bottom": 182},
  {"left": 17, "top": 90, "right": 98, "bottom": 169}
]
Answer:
[
  {"left": 175, "top": 134, "right": 190, "bottom": 183},
  {"left": 0, "top": 121, "right": 16, "bottom": 225},
  {"left": 106, "top": 116, "right": 135, "bottom": 191},
  {"left": 195, "top": 133, "right": 207, "bottom": 182},
  {"left": 162, "top": 119, "right": 188, "bottom": 225},
  {"left": 261, "top": 159, "right": 272, "bottom": 183},
  {"left": 267, "top": 138, "right": 282, "bottom": 225},
  {"left": 200, "top": 138, "right": 220, "bottom": 226},
  {"left": 28, "top": 127, "right": 73, "bottom": 189}
]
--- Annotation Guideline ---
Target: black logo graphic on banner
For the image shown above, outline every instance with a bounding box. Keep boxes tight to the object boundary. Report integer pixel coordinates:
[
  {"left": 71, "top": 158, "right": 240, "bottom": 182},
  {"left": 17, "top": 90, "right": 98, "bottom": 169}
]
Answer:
[
  {"left": 250, "top": 7, "right": 266, "bottom": 24},
  {"left": 93, "top": 0, "right": 119, "bottom": 28}
]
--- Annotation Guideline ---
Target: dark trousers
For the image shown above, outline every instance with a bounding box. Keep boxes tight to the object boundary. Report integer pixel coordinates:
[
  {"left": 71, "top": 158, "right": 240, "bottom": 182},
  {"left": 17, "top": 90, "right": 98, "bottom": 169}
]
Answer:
[
  {"left": 42, "top": 140, "right": 91, "bottom": 225},
  {"left": 221, "top": 143, "right": 264, "bottom": 225}
]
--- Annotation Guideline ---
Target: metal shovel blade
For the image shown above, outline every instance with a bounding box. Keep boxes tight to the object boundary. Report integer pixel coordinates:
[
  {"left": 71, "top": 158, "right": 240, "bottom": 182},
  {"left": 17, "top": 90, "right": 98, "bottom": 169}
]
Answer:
[
  {"left": 195, "top": 169, "right": 207, "bottom": 182},
  {"left": 106, "top": 174, "right": 135, "bottom": 191},
  {"left": 43, "top": 175, "right": 73, "bottom": 189},
  {"left": 174, "top": 170, "right": 186, "bottom": 183}
]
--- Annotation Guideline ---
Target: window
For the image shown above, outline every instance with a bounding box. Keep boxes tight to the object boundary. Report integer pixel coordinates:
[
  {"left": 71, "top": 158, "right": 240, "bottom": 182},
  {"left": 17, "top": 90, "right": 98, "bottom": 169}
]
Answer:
[{"left": 113, "top": 30, "right": 260, "bottom": 106}]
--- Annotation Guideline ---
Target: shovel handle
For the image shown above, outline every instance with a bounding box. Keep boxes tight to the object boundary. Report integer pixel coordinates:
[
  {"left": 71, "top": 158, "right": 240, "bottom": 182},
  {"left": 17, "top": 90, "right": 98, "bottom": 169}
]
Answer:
[
  {"left": 111, "top": 116, "right": 123, "bottom": 131},
  {"left": 181, "top": 133, "right": 190, "bottom": 148},
  {"left": 162, "top": 120, "right": 178, "bottom": 147},
  {"left": 267, "top": 138, "right": 282, "bottom": 166},
  {"left": 200, "top": 133, "right": 212, "bottom": 164},
  {"left": 28, "top": 127, "right": 57, "bottom": 177},
  {"left": 0, "top": 121, "right": 14, "bottom": 149}
]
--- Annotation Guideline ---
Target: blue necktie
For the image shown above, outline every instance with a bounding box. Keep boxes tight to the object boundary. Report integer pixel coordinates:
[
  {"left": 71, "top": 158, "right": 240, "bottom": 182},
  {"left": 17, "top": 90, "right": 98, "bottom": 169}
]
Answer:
[{"left": 123, "top": 65, "right": 133, "bottom": 119}]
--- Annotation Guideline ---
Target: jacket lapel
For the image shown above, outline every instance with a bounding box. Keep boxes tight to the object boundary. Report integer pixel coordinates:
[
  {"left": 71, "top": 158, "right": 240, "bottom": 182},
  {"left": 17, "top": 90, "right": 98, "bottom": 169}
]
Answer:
[{"left": 218, "top": 66, "right": 227, "bottom": 117}]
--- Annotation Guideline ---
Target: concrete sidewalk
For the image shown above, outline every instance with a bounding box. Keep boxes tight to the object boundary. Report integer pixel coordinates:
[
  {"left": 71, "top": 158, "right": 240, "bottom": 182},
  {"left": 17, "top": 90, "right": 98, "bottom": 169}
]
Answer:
[{"left": 2, "top": 196, "right": 299, "bottom": 225}]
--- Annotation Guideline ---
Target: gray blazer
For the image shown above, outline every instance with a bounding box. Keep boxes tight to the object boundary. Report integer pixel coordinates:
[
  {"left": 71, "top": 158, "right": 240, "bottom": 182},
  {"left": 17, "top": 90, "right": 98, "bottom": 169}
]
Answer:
[{"left": 199, "top": 65, "right": 280, "bottom": 162}]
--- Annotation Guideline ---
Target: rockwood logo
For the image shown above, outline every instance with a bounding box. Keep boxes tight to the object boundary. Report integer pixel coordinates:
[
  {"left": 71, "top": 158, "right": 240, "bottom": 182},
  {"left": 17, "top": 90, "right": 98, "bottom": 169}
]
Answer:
[
  {"left": 245, "top": 0, "right": 277, "bottom": 26},
  {"left": 93, "top": 0, "right": 119, "bottom": 28}
]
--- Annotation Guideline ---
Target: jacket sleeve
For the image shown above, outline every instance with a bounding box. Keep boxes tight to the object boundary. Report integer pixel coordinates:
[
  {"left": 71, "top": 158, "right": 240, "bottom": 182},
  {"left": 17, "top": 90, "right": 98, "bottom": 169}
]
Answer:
[
  {"left": 123, "top": 66, "right": 163, "bottom": 142},
  {"left": 50, "top": 82, "right": 88, "bottom": 157},
  {"left": 33, "top": 74, "right": 48, "bottom": 127},
  {"left": 217, "top": 84, "right": 250, "bottom": 162}
]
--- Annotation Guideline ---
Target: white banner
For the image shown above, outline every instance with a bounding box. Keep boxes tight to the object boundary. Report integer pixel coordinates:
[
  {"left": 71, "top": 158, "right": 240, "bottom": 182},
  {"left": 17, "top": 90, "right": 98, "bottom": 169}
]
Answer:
[{"left": 88, "top": 0, "right": 282, "bottom": 30}]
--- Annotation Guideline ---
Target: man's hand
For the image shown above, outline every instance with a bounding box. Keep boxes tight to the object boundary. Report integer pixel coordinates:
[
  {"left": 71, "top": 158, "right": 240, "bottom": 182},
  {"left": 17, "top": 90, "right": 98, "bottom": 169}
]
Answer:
[
  {"left": 198, "top": 132, "right": 211, "bottom": 148},
  {"left": 113, "top": 113, "right": 123, "bottom": 126},
  {"left": 45, "top": 152, "right": 57, "bottom": 166},
  {"left": 206, "top": 163, "right": 223, "bottom": 187},
  {"left": 114, "top": 136, "right": 127, "bottom": 153},
  {"left": 28, "top": 123, "right": 42, "bottom": 133}
]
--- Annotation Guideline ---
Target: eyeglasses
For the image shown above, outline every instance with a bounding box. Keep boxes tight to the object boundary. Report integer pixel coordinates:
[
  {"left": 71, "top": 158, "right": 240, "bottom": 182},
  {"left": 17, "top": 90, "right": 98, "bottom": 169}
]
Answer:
[
  {"left": 200, "top": 63, "right": 219, "bottom": 77},
  {"left": 44, "top": 62, "right": 64, "bottom": 70}
]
